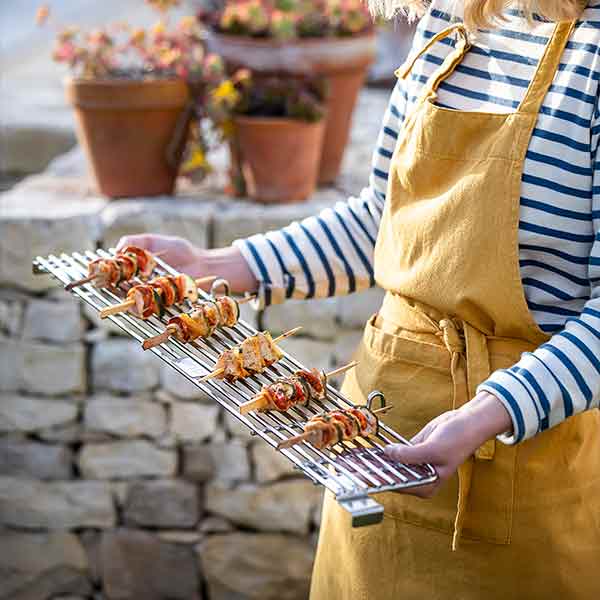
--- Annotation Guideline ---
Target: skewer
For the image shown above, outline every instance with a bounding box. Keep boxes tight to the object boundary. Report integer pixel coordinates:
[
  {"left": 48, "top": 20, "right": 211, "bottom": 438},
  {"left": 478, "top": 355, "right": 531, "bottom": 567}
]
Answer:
[
  {"left": 373, "top": 405, "right": 393, "bottom": 415},
  {"left": 98, "top": 275, "right": 217, "bottom": 319},
  {"left": 238, "top": 361, "right": 358, "bottom": 415},
  {"left": 141, "top": 294, "right": 257, "bottom": 350},
  {"left": 65, "top": 274, "right": 97, "bottom": 291},
  {"left": 277, "top": 431, "right": 316, "bottom": 450},
  {"left": 198, "top": 327, "right": 302, "bottom": 382}
]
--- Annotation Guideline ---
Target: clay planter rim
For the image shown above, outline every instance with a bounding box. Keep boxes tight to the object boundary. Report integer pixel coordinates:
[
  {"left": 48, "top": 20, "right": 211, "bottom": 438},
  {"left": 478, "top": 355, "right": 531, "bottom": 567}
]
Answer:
[
  {"left": 205, "top": 29, "right": 376, "bottom": 74},
  {"left": 65, "top": 76, "right": 189, "bottom": 110}
]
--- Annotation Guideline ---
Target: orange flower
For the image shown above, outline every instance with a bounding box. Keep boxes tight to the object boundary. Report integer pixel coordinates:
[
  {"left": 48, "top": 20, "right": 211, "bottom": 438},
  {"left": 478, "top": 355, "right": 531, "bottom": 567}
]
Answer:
[{"left": 35, "top": 4, "right": 50, "bottom": 26}]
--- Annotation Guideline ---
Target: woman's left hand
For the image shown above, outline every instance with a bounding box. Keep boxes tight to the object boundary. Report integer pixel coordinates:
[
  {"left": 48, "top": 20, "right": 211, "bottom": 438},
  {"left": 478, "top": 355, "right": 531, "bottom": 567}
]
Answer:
[{"left": 383, "top": 392, "right": 512, "bottom": 498}]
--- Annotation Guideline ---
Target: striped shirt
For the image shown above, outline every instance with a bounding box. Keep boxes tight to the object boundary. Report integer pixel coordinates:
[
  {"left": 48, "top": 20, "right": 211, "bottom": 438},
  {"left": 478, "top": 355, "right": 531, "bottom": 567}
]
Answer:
[{"left": 233, "top": 0, "right": 600, "bottom": 444}]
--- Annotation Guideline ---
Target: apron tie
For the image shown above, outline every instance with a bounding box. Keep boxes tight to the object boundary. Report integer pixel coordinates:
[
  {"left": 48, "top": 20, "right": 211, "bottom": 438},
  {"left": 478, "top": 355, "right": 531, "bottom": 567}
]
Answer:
[{"left": 436, "top": 318, "right": 495, "bottom": 550}]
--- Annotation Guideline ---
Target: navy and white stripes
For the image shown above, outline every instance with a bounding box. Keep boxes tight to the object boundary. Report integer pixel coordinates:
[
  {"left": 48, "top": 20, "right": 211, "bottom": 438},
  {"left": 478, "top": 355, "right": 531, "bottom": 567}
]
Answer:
[{"left": 234, "top": 0, "right": 600, "bottom": 444}]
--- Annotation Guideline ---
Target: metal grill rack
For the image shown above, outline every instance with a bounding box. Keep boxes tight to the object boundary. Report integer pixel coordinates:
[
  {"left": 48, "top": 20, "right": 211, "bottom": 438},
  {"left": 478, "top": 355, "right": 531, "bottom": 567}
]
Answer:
[{"left": 33, "top": 249, "right": 437, "bottom": 527}]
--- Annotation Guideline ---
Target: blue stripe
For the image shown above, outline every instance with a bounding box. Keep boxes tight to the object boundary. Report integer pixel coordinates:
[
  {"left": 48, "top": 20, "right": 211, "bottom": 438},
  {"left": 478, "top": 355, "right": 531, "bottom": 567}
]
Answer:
[
  {"left": 582, "top": 307, "right": 600, "bottom": 321},
  {"left": 281, "top": 230, "right": 315, "bottom": 299},
  {"left": 509, "top": 365, "right": 551, "bottom": 430},
  {"left": 345, "top": 205, "right": 376, "bottom": 247},
  {"left": 503, "top": 368, "right": 543, "bottom": 424},
  {"left": 484, "top": 381, "right": 526, "bottom": 442},
  {"left": 373, "top": 168, "right": 389, "bottom": 181},
  {"left": 520, "top": 197, "right": 592, "bottom": 221},
  {"left": 299, "top": 224, "right": 335, "bottom": 297},
  {"left": 316, "top": 217, "right": 356, "bottom": 294},
  {"left": 243, "top": 240, "right": 271, "bottom": 306},
  {"left": 333, "top": 212, "right": 375, "bottom": 287},
  {"left": 519, "top": 259, "right": 590, "bottom": 287},
  {"left": 522, "top": 174, "right": 592, "bottom": 199},
  {"left": 520, "top": 244, "right": 590, "bottom": 265},
  {"left": 383, "top": 126, "right": 398, "bottom": 140},
  {"left": 377, "top": 146, "right": 393, "bottom": 159},
  {"left": 522, "top": 278, "right": 589, "bottom": 301},
  {"left": 539, "top": 343, "right": 592, "bottom": 405},
  {"left": 527, "top": 301, "right": 582, "bottom": 317},
  {"left": 529, "top": 353, "right": 574, "bottom": 418},
  {"left": 525, "top": 151, "right": 593, "bottom": 177},
  {"left": 520, "top": 221, "right": 595, "bottom": 243},
  {"left": 559, "top": 331, "right": 600, "bottom": 408},
  {"left": 266, "top": 238, "right": 295, "bottom": 299},
  {"left": 532, "top": 127, "right": 590, "bottom": 153}
]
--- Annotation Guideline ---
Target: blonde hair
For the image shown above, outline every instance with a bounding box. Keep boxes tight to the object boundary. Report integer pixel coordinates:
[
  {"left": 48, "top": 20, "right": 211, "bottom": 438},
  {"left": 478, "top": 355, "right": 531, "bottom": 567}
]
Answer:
[{"left": 369, "top": 1, "right": 585, "bottom": 29}]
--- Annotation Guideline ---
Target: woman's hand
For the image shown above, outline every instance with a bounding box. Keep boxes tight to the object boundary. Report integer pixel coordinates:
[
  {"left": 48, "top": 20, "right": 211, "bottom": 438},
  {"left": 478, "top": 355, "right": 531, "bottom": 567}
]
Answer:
[
  {"left": 116, "top": 233, "right": 258, "bottom": 295},
  {"left": 383, "top": 392, "right": 512, "bottom": 498}
]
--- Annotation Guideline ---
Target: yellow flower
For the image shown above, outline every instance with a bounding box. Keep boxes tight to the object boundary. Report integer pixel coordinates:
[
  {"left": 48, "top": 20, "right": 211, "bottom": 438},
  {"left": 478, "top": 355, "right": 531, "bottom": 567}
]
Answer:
[
  {"left": 180, "top": 146, "right": 209, "bottom": 174},
  {"left": 152, "top": 20, "right": 166, "bottom": 37},
  {"left": 210, "top": 80, "right": 240, "bottom": 108},
  {"left": 220, "top": 119, "right": 236, "bottom": 139}
]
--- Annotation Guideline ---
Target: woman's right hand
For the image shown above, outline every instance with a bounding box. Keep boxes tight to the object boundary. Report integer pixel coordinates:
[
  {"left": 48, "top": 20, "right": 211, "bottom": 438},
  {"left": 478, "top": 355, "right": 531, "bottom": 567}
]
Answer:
[{"left": 116, "top": 233, "right": 259, "bottom": 295}]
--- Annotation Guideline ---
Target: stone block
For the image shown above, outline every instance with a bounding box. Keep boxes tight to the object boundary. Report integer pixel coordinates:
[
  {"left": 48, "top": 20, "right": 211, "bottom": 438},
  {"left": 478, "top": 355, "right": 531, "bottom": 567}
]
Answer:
[
  {"left": 198, "top": 516, "right": 233, "bottom": 534},
  {"left": 212, "top": 188, "right": 344, "bottom": 248},
  {"left": 0, "top": 477, "right": 115, "bottom": 529},
  {"left": 223, "top": 410, "right": 254, "bottom": 441},
  {"left": 0, "top": 395, "right": 78, "bottom": 433},
  {"left": 205, "top": 480, "right": 321, "bottom": 535},
  {"left": 208, "top": 440, "right": 250, "bottom": 484},
  {"left": 336, "top": 286, "right": 384, "bottom": 329},
  {"left": 0, "top": 439, "right": 73, "bottom": 479},
  {"left": 200, "top": 533, "right": 313, "bottom": 600},
  {"left": 0, "top": 203, "right": 101, "bottom": 292},
  {"left": 123, "top": 480, "right": 200, "bottom": 529},
  {"left": 22, "top": 296, "right": 84, "bottom": 343},
  {"left": 78, "top": 440, "right": 177, "bottom": 479},
  {"left": 100, "top": 197, "right": 213, "bottom": 250},
  {"left": 92, "top": 338, "right": 160, "bottom": 393},
  {"left": 182, "top": 444, "right": 215, "bottom": 483},
  {"left": 0, "top": 531, "right": 89, "bottom": 600},
  {"left": 0, "top": 297, "right": 23, "bottom": 337},
  {"left": 157, "top": 530, "right": 202, "bottom": 544},
  {"left": 276, "top": 336, "right": 333, "bottom": 373},
  {"left": 100, "top": 528, "right": 200, "bottom": 600},
  {"left": 84, "top": 395, "right": 166, "bottom": 438},
  {"left": 262, "top": 297, "right": 338, "bottom": 341},
  {"left": 170, "top": 402, "right": 220, "bottom": 443},
  {"left": 252, "top": 441, "right": 295, "bottom": 483},
  {"left": 160, "top": 363, "right": 211, "bottom": 401},
  {"left": 0, "top": 336, "right": 85, "bottom": 395}
]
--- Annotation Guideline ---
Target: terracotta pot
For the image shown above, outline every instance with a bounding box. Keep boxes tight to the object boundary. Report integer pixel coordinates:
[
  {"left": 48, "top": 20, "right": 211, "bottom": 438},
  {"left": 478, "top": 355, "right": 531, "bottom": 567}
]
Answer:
[
  {"left": 234, "top": 116, "right": 325, "bottom": 203},
  {"left": 66, "top": 78, "right": 190, "bottom": 198},
  {"left": 205, "top": 31, "right": 376, "bottom": 184}
]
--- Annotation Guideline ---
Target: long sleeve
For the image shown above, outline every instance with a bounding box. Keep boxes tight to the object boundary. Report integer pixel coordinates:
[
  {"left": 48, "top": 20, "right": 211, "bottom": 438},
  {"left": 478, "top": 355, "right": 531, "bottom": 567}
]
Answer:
[
  {"left": 232, "top": 78, "right": 409, "bottom": 307},
  {"left": 478, "top": 99, "right": 600, "bottom": 444}
]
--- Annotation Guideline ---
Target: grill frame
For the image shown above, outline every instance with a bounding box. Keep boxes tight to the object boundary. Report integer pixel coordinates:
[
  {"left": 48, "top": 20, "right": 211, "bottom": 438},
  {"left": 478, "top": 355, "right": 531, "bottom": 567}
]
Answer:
[{"left": 33, "top": 249, "right": 438, "bottom": 526}]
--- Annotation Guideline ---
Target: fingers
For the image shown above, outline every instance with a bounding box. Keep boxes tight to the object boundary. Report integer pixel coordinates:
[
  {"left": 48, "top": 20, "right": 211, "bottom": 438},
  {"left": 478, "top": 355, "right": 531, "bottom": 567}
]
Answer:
[
  {"left": 116, "top": 234, "right": 155, "bottom": 252},
  {"left": 384, "top": 441, "right": 437, "bottom": 466}
]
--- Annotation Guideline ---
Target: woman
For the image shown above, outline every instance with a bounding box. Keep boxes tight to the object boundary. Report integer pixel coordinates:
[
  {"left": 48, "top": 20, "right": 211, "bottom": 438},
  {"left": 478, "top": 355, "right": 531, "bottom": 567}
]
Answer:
[{"left": 119, "top": 1, "right": 600, "bottom": 597}]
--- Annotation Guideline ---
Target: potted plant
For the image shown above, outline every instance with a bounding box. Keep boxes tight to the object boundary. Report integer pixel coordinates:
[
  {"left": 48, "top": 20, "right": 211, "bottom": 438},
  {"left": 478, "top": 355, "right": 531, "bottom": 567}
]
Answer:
[
  {"left": 199, "top": 0, "right": 376, "bottom": 185},
  {"left": 37, "top": 0, "right": 232, "bottom": 198},
  {"left": 209, "top": 70, "right": 327, "bottom": 203}
]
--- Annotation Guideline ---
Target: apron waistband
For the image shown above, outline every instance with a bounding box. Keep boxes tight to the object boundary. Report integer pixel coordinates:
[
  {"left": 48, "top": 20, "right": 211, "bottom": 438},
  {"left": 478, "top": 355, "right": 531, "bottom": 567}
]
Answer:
[{"left": 378, "top": 292, "right": 536, "bottom": 549}]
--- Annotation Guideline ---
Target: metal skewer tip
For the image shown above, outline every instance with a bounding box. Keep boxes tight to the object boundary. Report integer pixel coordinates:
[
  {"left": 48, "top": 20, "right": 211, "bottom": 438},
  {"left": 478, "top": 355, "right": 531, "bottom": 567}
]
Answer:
[
  {"left": 99, "top": 298, "right": 135, "bottom": 319},
  {"left": 142, "top": 325, "right": 176, "bottom": 351},
  {"left": 65, "top": 274, "right": 97, "bottom": 291}
]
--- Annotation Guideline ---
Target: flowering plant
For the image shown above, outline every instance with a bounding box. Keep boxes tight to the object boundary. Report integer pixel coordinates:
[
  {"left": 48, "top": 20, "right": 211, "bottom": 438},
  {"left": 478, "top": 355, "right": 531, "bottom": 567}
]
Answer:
[
  {"left": 199, "top": 0, "right": 373, "bottom": 41},
  {"left": 36, "top": 0, "right": 234, "bottom": 178}
]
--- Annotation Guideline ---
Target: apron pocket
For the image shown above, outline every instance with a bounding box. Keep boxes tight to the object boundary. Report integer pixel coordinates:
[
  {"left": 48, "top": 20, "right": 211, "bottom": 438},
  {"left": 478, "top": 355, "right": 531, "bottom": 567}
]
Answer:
[{"left": 341, "top": 314, "right": 515, "bottom": 545}]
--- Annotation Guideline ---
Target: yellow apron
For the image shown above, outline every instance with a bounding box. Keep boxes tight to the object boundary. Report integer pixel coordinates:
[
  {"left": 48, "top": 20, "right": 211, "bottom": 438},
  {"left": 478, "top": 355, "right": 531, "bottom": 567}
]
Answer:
[{"left": 311, "top": 22, "right": 600, "bottom": 600}]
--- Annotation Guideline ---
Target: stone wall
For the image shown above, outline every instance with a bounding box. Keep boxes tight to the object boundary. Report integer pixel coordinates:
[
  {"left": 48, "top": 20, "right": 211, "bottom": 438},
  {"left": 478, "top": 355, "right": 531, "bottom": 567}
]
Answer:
[{"left": 0, "top": 90, "right": 389, "bottom": 600}]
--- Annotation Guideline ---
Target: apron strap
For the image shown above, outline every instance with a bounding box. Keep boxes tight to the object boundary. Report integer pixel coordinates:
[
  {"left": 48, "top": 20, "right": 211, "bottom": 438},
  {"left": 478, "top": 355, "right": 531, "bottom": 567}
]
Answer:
[
  {"left": 395, "top": 23, "right": 471, "bottom": 98},
  {"left": 518, "top": 20, "right": 578, "bottom": 115}
]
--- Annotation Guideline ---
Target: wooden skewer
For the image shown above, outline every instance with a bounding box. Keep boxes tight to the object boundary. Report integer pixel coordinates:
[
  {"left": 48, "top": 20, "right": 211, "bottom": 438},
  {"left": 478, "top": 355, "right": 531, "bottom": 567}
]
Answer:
[
  {"left": 142, "top": 325, "right": 177, "bottom": 350},
  {"left": 195, "top": 275, "right": 218, "bottom": 287},
  {"left": 100, "top": 298, "right": 135, "bottom": 318},
  {"left": 199, "top": 327, "right": 302, "bottom": 382},
  {"left": 238, "top": 361, "right": 358, "bottom": 415},
  {"left": 237, "top": 294, "right": 256, "bottom": 305},
  {"left": 277, "top": 431, "right": 317, "bottom": 451},
  {"left": 372, "top": 405, "right": 393, "bottom": 415},
  {"left": 66, "top": 274, "right": 97, "bottom": 291},
  {"left": 324, "top": 360, "right": 358, "bottom": 379}
]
